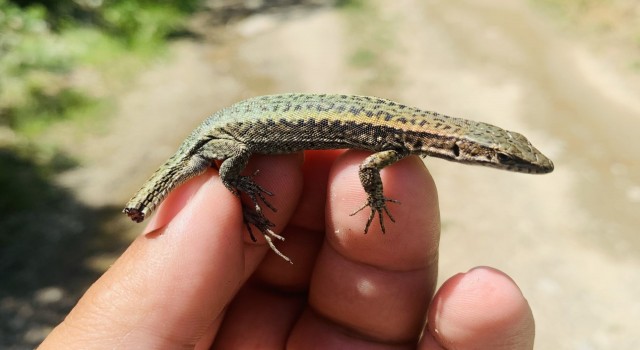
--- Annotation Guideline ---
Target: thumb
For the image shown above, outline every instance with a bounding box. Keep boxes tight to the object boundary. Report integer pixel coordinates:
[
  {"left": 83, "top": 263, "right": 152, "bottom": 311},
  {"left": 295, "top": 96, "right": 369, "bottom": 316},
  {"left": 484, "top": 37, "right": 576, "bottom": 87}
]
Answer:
[
  {"left": 40, "top": 169, "right": 248, "bottom": 349},
  {"left": 421, "top": 267, "right": 535, "bottom": 349}
]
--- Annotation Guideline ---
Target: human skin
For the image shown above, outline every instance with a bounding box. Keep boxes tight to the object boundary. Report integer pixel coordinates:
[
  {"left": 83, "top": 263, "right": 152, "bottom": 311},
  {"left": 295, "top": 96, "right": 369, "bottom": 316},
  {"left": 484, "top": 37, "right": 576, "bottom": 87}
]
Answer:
[{"left": 39, "top": 150, "right": 535, "bottom": 349}]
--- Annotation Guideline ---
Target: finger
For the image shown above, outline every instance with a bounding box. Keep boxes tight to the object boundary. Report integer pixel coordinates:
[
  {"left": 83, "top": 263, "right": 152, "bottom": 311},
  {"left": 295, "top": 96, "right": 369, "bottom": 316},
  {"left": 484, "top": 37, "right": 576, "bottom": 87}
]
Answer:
[
  {"left": 254, "top": 150, "right": 342, "bottom": 289},
  {"left": 291, "top": 151, "right": 440, "bottom": 345},
  {"left": 40, "top": 154, "right": 302, "bottom": 349},
  {"left": 421, "top": 267, "right": 535, "bottom": 350},
  {"left": 211, "top": 150, "right": 341, "bottom": 349},
  {"left": 148, "top": 153, "right": 302, "bottom": 274},
  {"left": 233, "top": 153, "right": 305, "bottom": 270}
]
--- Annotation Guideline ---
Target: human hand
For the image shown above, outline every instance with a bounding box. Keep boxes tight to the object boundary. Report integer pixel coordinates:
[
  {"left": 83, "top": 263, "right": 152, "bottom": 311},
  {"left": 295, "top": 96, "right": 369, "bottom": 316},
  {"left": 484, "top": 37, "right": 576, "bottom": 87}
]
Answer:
[{"left": 40, "top": 150, "right": 534, "bottom": 349}]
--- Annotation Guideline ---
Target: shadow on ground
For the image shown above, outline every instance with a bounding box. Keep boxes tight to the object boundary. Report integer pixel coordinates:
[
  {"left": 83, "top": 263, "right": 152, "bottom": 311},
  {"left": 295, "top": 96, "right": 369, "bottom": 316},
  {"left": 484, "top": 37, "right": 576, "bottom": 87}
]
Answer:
[{"left": 0, "top": 147, "right": 130, "bottom": 348}]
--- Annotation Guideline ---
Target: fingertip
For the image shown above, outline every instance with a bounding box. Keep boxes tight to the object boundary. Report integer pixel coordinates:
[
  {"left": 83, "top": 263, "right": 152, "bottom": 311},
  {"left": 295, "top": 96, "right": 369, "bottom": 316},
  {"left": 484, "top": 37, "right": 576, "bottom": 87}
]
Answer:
[
  {"left": 326, "top": 151, "right": 440, "bottom": 270},
  {"left": 239, "top": 153, "right": 306, "bottom": 271},
  {"left": 142, "top": 166, "right": 235, "bottom": 234},
  {"left": 425, "top": 267, "right": 535, "bottom": 349},
  {"left": 254, "top": 150, "right": 341, "bottom": 289},
  {"left": 303, "top": 151, "right": 440, "bottom": 343}
]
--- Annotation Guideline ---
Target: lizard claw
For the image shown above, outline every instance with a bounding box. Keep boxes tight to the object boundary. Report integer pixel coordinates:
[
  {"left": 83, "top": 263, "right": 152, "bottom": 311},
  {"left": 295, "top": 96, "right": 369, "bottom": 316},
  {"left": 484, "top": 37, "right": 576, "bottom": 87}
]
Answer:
[
  {"left": 236, "top": 173, "right": 277, "bottom": 212},
  {"left": 351, "top": 196, "right": 400, "bottom": 234},
  {"left": 243, "top": 209, "right": 291, "bottom": 264},
  {"left": 238, "top": 179, "right": 292, "bottom": 263}
]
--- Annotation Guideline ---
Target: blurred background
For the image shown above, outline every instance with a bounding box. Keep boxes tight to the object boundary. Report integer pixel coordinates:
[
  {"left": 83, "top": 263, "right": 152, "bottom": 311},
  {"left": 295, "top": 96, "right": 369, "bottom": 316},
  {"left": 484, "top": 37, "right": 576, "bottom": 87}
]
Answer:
[{"left": 1, "top": 0, "right": 639, "bottom": 348}]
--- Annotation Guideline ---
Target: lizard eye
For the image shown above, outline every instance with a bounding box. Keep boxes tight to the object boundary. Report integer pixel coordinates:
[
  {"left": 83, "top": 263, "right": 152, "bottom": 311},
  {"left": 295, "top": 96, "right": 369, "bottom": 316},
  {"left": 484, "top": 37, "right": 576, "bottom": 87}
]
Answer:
[
  {"left": 452, "top": 144, "right": 460, "bottom": 157},
  {"left": 497, "top": 153, "right": 511, "bottom": 163}
]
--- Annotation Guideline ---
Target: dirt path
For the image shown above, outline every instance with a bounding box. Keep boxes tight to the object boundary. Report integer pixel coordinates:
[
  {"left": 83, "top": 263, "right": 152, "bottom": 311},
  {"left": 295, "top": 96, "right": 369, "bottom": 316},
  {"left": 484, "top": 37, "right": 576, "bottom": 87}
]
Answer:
[
  {"left": 58, "top": 1, "right": 639, "bottom": 348},
  {"left": 383, "top": 1, "right": 640, "bottom": 348}
]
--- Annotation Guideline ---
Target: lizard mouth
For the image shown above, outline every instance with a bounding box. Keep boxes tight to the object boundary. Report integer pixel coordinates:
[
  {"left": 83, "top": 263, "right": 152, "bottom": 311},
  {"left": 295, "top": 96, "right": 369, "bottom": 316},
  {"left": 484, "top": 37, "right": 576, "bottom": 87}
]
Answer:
[{"left": 492, "top": 152, "right": 554, "bottom": 174}]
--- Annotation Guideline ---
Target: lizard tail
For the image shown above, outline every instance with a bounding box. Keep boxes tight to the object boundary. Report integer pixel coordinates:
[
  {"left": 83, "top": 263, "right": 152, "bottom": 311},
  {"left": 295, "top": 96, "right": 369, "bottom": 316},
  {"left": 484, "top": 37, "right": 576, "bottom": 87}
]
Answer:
[{"left": 123, "top": 153, "right": 210, "bottom": 223}]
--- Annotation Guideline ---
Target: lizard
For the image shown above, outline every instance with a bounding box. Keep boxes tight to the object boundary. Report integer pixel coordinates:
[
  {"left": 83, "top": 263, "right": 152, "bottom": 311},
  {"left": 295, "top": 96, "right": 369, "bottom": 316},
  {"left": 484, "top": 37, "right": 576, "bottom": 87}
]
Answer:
[{"left": 123, "top": 93, "right": 554, "bottom": 263}]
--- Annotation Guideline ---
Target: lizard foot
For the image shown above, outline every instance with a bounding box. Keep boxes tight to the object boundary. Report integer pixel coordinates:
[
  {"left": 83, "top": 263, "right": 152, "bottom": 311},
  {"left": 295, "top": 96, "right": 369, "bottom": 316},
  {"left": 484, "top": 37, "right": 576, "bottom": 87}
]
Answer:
[
  {"left": 350, "top": 195, "right": 401, "bottom": 234},
  {"left": 235, "top": 171, "right": 277, "bottom": 215},
  {"left": 243, "top": 207, "right": 291, "bottom": 264}
]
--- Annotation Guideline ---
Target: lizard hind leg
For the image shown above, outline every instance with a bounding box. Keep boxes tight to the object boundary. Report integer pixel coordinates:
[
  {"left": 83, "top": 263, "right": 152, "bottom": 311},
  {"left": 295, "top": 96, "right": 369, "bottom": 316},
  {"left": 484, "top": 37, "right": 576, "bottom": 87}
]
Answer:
[
  {"left": 231, "top": 171, "right": 291, "bottom": 263},
  {"left": 205, "top": 143, "right": 291, "bottom": 262},
  {"left": 236, "top": 170, "right": 277, "bottom": 215}
]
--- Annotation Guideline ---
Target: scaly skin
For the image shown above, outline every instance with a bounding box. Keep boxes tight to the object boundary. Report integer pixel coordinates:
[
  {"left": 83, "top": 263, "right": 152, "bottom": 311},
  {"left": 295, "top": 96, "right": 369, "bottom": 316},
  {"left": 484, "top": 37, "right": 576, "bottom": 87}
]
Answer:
[{"left": 124, "top": 93, "right": 554, "bottom": 262}]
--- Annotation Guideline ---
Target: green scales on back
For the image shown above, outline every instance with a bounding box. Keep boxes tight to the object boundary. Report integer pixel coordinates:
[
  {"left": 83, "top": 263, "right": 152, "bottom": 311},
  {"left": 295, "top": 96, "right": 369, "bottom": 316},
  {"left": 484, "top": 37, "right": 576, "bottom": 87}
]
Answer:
[{"left": 124, "top": 93, "right": 554, "bottom": 262}]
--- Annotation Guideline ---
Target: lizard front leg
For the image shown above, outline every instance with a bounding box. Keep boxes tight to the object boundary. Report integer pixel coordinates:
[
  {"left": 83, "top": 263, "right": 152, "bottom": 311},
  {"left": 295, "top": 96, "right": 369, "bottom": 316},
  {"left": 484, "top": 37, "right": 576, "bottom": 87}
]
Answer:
[{"left": 350, "top": 149, "right": 408, "bottom": 234}]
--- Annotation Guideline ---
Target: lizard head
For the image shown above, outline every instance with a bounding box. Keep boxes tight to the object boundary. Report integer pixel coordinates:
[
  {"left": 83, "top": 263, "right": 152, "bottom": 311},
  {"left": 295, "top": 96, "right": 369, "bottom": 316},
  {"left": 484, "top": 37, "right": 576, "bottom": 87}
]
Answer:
[{"left": 452, "top": 124, "right": 554, "bottom": 174}]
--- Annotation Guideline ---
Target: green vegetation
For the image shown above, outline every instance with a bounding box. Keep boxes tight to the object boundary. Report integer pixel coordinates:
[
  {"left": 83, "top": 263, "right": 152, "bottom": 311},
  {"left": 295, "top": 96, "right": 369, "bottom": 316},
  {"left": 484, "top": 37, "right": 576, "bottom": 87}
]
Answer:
[
  {"left": 0, "top": 0, "right": 202, "bottom": 205},
  {"left": 0, "top": 0, "right": 201, "bottom": 301},
  {"left": 1, "top": 3, "right": 203, "bottom": 345},
  {"left": 0, "top": 0, "right": 200, "bottom": 136},
  {"left": 335, "top": 0, "right": 364, "bottom": 10}
]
